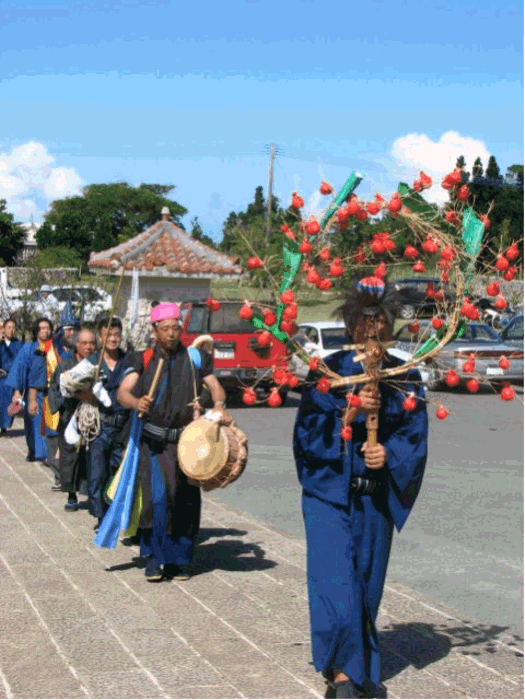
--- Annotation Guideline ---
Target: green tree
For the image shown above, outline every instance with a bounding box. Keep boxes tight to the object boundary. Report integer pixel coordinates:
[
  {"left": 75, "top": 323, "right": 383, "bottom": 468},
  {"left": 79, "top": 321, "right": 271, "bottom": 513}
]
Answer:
[
  {"left": 31, "top": 246, "right": 84, "bottom": 270},
  {"left": 456, "top": 155, "right": 466, "bottom": 169},
  {"left": 472, "top": 157, "right": 484, "bottom": 179},
  {"left": 0, "top": 200, "right": 26, "bottom": 266},
  {"left": 190, "top": 216, "right": 215, "bottom": 248},
  {"left": 486, "top": 155, "right": 502, "bottom": 181},
  {"left": 506, "top": 165, "right": 524, "bottom": 184},
  {"left": 37, "top": 182, "right": 188, "bottom": 264}
]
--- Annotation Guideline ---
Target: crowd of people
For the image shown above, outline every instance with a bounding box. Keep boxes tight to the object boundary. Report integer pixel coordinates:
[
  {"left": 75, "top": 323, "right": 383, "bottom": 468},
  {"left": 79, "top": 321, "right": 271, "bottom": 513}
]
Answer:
[{"left": 0, "top": 282, "right": 429, "bottom": 699}]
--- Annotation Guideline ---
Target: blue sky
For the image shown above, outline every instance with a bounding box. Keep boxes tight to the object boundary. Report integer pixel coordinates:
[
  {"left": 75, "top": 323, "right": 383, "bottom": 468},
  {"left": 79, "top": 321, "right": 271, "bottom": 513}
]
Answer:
[{"left": 0, "top": 0, "right": 522, "bottom": 241}]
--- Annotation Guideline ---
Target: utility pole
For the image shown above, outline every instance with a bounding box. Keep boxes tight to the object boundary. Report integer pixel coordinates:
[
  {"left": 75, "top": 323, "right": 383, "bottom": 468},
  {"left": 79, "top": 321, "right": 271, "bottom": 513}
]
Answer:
[{"left": 266, "top": 143, "right": 276, "bottom": 246}]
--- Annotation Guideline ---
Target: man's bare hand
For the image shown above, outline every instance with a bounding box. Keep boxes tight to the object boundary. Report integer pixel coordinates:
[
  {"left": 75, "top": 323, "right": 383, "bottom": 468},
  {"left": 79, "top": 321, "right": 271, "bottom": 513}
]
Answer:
[
  {"left": 28, "top": 399, "right": 39, "bottom": 417},
  {"left": 358, "top": 384, "right": 381, "bottom": 413},
  {"left": 137, "top": 395, "right": 152, "bottom": 414},
  {"left": 361, "top": 442, "right": 387, "bottom": 470},
  {"left": 215, "top": 406, "right": 233, "bottom": 425}
]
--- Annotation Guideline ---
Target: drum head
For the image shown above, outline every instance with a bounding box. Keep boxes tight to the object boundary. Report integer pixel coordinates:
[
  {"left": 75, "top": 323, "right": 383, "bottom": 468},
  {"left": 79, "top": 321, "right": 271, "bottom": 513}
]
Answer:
[{"left": 177, "top": 418, "right": 229, "bottom": 480}]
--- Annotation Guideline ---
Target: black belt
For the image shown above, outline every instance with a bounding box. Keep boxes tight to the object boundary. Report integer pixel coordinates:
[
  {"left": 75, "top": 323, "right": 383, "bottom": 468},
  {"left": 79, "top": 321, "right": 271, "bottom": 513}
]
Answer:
[
  {"left": 143, "top": 422, "right": 181, "bottom": 444},
  {"left": 100, "top": 413, "right": 127, "bottom": 428},
  {"left": 350, "top": 476, "right": 385, "bottom": 496}
]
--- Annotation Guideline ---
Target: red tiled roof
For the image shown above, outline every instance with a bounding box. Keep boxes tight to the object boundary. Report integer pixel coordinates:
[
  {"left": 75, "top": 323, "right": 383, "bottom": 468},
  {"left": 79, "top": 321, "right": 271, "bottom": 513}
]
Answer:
[{"left": 88, "top": 220, "right": 243, "bottom": 277}]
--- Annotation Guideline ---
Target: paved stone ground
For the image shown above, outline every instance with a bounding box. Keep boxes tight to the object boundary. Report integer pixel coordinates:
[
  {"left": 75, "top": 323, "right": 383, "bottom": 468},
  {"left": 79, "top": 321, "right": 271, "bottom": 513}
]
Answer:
[{"left": 0, "top": 425, "right": 522, "bottom": 699}]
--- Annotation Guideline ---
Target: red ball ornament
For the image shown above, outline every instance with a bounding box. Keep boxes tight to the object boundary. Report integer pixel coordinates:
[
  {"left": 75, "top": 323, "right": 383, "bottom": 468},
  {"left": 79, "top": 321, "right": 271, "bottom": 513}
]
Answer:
[
  {"left": 445, "top": 370, "right": 460, "bottom": 387},
  {"left": 280, "top": 319, "right": 294, "bottom": 334},
  {"left": 370, "top": 239, "right": 386, "bottom": 254},
  {"left": 441, "top": 246, "right": 455, "bottom": 261},
  {"left": 466, "top": 378, "right": 479, "bottom": 393},
  {"left": 412, "top": 179, "right": 423, "bottom": 192},
  {"left": 242, "top": 388, "right": 257, "bottom": 405},
  {"left": 505, "top": 244, "right": 519, "bottom": 260},
  {"left": 374, "top": 261, "right": 387, "bottom": 279},
  {"left": 347, "top": 393, "right": 362, "bottom": 408},
  {"left": 263, "top": 309, "right": 276, "bottom": 326},
  {"left": 403, "top": 244, "right": 418, "bottom": 259},
  {"left": 462, "top": 356, "right": 475, "bottom": 373},
  {"left": 320, "top": 181, "right": 333, "bottom": 195},
  {"left": 280, "top": 224, "right": 296, "bottom": 241},
  {"left": 355, "top": 208, "right": 368, "bottom": 221},
  {"left": 388, "top": 194, "right": 402, "bottom": 214},
  {"left": 408, "top": 322, "right": 419, "bottom": 334},
  {"left": 306, "top": 268, "right": 321, "bottom": 285},
  {"left": 247, "top": 256, "right": 263, "bottom": 270},
  {"left": 316, "top": 377, "right": 331, "bottom": 393},
  {"left": 305, "top": 217, "right": 320, "bottom": 236},
  {"left": 457, "top": 184, "right": 470, "bottom": 201},
  {"left": 239, "top": 303, "right": 253, "bottom": 320},
  {"left": 283, "top": 303, "right": 298, "bottom": 320},
  {"left": 444, "top": 211, "right": 460, "bottom": 226},
  {"left": 480, "top": 214, "right": 490, "bottom": 229},
  {"left": 501, "top": 383, "right": 515, "bottom": 401},
  {"left": 441, "top": 271, "right": 450, "bottom": 283},
  {"left": 494, "top": 295, "right": 507, "bottom": 310},
  {"left": 486, "top": 281, "right": 500, "bottom": 297},
  {"left": 413, "top": 260, "right": 426, "bottom": 273},
  {"left": 318, "top": 278, "right": 333, "bottom": 291},
  {"left": 272, "top": 367, "right": 288, "bottom": 385},
  {"left": 347, "top": 197, "right": 360, "bottom": 216},
  {"left": 299, "top": 239, "right": 313, "bottom": 254},
  {"left": 503, "top": 267, "right": 517, "bottom": 282},
  {"left": 436, "top": 405, "right": 449, "bottom": 420},
  {"left": 205, "top": 297, "right": 221, "bottom": 312},
  {"left": 422, "top": 237, "right": 439, "bottom": 255},
  {"left": 308, "top": 357, "right": 320, "bottom": 370},
  {"left": 337, "top": 206, "right": 350, "bottom": 223},
  {"left": 384, "top": 237, "right": 396, "bottom": 252},
  {"left": 499, "top": 356, "right": 510, "bottom": 370},
  {"left": 267, "top": 388, "right": 282, "bottom": 407},
  {"left": 366, "top": 202, "right": 381, "bottom": 215},
  {"left": 319, "top": 248, "right": 331, "bottom": 262},
  {"left": 291, "top": 192, "right": 304, "bottom": 209},
  {"left": 403, "top": 393, "right": 417, "bottom": 411},
  {"left": 420, "top": 172, "right": 432, "bottom": 189},
  {"left": 329, "top": 259, "right": 344, "bottom": 277},
  {"left": 341, "top": 426, "right": 353, "bottom": 441},
  {"left": 495, "top": 255, "right": 510, "bottom": 271},
  {"left": 281, "top": 289, "right": 295, "bottom": 305},
  {"left": 431, "top": 317, "right": 444, "bottom": 330},
  {"left": 426, "top": 285, "right": 436, "bottom": 299},
  {"left": 287, "top": 373, "right": 299, "bottom": 388},
  {"left": 257, "top": 331, "right": 272, "bottom": 347}
]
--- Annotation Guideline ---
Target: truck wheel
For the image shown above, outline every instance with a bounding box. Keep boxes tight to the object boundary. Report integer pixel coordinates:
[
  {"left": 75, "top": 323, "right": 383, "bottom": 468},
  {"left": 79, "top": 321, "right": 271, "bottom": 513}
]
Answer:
[
  {"left": 426, "top": 364, "right": 443, "bottom": 392},
  {"left": 399, "top": 304, "right": 416, "bottom": 320}
]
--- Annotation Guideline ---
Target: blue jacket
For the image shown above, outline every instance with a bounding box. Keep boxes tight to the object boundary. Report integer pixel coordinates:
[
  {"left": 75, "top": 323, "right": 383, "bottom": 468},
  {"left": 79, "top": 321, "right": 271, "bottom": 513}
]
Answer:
[{"left": 293, "top": 350, "right": 428, "bottom": 531}]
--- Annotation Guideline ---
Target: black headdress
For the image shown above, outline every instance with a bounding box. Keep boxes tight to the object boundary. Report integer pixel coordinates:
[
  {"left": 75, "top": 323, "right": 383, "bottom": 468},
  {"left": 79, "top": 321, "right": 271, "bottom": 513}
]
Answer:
[{"left": 336, "top": 276, "right": 406, "bottom": 337}]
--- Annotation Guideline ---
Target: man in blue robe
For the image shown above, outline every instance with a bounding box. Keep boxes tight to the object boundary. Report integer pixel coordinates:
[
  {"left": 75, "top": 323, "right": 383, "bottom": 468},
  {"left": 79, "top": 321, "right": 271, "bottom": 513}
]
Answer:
[
  {"left": 6, "top": 317, "right": 54, "bottom": 462},
  {"left": 53, "top": 298, "right": 79, "bottom": 360},
  {"left": 293, "top": 278, "right": 428, "bottom": 699},
  {"left": 0, "top": 318, "right": 24, "bottom": 436},
  {"left": 86, "top": 316, "right": 130, "bottom": 530}
]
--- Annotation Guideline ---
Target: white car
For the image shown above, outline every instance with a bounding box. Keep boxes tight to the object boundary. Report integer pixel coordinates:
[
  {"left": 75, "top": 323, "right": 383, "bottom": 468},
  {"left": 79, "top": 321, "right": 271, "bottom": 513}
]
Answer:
[
  {"left": 289, "top": 321, "right": 429, "bottom": 386},
  {"left": 47, "top": 286, "right": 113, "bottom": 323}
]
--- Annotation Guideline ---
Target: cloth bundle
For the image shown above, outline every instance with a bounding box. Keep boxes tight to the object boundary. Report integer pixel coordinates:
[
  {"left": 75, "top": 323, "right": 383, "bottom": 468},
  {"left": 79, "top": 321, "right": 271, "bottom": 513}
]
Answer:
[{"left": 60, "top": 358, "right": 112, "bottom": 446}]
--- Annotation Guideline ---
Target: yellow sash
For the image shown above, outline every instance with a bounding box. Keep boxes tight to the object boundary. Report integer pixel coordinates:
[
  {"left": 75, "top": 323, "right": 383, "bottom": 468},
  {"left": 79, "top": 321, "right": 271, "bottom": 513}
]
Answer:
[{"left": 41, "top": 341, "right": 60, "bottom": 433}]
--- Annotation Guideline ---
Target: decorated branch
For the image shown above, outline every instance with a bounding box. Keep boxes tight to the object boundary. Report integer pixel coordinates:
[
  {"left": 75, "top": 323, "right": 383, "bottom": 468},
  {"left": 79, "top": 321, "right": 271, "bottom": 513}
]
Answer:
[{"left": 205, "top": 166, "right": 522, "bottom": 419}]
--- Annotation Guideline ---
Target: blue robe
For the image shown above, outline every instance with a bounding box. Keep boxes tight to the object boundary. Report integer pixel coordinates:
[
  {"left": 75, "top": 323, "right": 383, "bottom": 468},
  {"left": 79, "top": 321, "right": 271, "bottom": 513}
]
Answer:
[
  {"left": 293, "top": 350, "right": 428, "bottom": 690},
  {"left": 0, "top": 339, "right": 24, "bottom": 429},
  {"left": 5, "top": 342, "right": 48, "bottom": 460}
]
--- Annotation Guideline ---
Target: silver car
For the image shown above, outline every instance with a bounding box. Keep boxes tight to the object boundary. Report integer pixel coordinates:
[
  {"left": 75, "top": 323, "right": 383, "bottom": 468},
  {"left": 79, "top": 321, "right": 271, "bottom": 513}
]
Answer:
[{"left": 395, "top": 320, "right": 523, "bottom": 390}]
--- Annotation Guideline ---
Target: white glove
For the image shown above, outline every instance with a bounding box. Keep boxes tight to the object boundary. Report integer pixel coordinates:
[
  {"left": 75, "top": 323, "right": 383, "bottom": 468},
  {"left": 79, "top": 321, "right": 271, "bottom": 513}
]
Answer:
[
  {"left": 92, "top": 381, "right": 112, "bottom": 407},
  {"left": 65, "top": 413, "right": 81, "bottom": 446}
]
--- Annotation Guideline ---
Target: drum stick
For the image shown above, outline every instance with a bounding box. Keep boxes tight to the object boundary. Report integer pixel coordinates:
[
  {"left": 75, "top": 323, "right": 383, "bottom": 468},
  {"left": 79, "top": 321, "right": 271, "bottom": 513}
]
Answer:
[{"left": 138, "top": 357, "right": 165, "bottom": 418}]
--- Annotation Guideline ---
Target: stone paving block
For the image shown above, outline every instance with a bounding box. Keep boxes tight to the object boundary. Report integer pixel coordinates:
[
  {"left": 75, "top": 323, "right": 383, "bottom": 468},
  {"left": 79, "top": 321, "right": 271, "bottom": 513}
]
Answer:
[
  {"left": 129, "top": 654, "right": 227, "bottom": 692},
  {"left": 118, "top": 627, "right": 193, "bottom": 658},
  {"left": 211, "top": 661, "right": 319, "bottom": 699},
  {"left": 170, "top": 685, "right": 243, "bottom": 699},
  {"left": 78, "top": 668, "right": 165, "bottom": 699},
  {"left": 381, "top": 656, "right": 466, "bottom": 699}
]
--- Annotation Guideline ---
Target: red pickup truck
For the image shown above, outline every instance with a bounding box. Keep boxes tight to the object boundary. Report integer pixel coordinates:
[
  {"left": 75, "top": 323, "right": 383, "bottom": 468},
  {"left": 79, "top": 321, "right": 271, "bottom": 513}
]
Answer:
[{"left": 180, "top": 300, "right": 289, "bottom": 403}]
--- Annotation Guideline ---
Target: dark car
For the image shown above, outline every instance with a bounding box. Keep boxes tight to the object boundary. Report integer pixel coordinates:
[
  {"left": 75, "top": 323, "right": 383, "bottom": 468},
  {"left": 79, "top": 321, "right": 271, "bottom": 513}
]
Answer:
[
  {"left": 393, "top": 277, "right": 456, "bottom": 319},
  {"left": 500, "top": 314, "right": 524, "bottom": 347}
]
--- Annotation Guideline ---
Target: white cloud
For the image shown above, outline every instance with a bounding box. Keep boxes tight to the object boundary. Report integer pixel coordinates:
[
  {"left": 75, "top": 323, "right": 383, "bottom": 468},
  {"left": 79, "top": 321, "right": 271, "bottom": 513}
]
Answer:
[
  {"left": 390, "top": 131, "right": 490, "bottom": 204},
  {"left": 0, "top": 142, "right": 83, "bottom": 220}
]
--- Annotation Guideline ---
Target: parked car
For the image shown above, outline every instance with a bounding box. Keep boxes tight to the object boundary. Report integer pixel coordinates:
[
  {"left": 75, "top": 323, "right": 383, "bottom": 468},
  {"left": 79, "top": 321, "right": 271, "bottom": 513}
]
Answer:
[
  {"left": 394, "top": 320, "right": 523, "bottom": 390},
  {"left": 289, "top": 321, "right": 430, "bottom": 385},
  {"left": 180, "top": 300, "right": 289, "bottom": 403},
  {"left": 48, "top": 286, "right": 113, "bottom": 323},
  {"left": 500, "top": 314, "right": 524, "bottom": 348},
  {"left": 393, "top": 278, "right": 456, "bottom": 319}
]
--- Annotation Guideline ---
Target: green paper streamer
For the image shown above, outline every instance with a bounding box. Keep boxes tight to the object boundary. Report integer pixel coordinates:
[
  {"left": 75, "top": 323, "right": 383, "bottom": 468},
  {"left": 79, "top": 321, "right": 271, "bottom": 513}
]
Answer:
[{"left": 320, "top": 171, "right": 364, "bottom": 229}]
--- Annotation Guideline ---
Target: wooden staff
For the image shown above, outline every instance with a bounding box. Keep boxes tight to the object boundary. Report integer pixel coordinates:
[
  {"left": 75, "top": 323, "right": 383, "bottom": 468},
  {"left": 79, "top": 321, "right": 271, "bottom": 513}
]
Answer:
[
  {"left": 94, "top": 263, "right": 127, "bottom": 382},
  {"left": 363, "top": 338, "right": 383, "bottom": 448},
  {"left": 138, "top": 358, "right": 165, "bottom": 418}
]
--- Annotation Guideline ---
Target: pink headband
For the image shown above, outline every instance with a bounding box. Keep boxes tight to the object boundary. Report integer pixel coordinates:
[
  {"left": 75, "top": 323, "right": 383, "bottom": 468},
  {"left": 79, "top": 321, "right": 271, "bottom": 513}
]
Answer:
[{"left": 150, "top": 303, "right": 181, "bottom": 324}]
